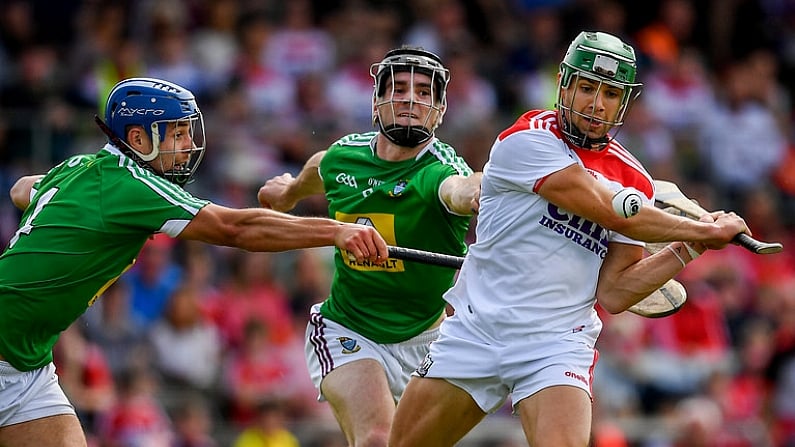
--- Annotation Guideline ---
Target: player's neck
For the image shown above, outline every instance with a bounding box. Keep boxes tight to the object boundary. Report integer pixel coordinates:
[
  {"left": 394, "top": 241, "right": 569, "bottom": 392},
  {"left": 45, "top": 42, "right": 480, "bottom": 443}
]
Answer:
[{"left": 375, "top": 135, "right": 421, "bottom": 162}]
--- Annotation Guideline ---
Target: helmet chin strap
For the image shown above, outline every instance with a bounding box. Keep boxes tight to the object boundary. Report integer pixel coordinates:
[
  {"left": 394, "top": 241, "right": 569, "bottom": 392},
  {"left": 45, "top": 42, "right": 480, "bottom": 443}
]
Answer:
[
  {"left": 379, "top": 122, "right": 433, "bottom": 148},
  {"left": 560, "top": 112, "right": 610, "bottom": 151}
]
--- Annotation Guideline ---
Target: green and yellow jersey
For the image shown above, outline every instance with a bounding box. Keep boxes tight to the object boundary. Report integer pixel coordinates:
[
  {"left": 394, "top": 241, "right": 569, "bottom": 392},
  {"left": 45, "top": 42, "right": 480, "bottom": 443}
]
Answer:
[{"left": 319, "top": 132, "right": 474, "bottom": 343}]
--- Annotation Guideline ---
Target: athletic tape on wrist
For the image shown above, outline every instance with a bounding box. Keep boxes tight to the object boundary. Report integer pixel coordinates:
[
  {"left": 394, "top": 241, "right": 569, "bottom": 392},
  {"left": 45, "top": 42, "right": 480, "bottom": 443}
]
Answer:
[
  {"left": 665, "top": 244, "right": 687, "bottom": 268},
  {"left": 683, "top": 242, "right": 700, "bottom": 260}
]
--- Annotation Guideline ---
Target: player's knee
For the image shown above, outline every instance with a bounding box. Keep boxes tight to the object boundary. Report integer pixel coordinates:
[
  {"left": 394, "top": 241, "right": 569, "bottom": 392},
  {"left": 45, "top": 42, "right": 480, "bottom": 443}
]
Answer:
[{"left": 356, "top": 426, "right": 390, "bottom": 447}]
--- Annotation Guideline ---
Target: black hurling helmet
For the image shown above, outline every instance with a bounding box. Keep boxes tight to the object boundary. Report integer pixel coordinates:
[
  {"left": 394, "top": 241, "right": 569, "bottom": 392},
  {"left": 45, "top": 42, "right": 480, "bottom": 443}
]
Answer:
[{"left": 370, "top": 46, "right": 450, "bottom": 147}]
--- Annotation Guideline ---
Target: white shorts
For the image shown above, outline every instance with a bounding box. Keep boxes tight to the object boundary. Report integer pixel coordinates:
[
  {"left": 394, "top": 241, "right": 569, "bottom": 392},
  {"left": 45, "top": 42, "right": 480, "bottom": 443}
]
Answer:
[
  {"left": 305, "top": 303, "right": 440, "bottom": 403},
  {"left": 0, "top": 361, "right": 75, "bottom": 427},
  {"left": 416, "top": 314, "right": 599, "bottom": 414}
]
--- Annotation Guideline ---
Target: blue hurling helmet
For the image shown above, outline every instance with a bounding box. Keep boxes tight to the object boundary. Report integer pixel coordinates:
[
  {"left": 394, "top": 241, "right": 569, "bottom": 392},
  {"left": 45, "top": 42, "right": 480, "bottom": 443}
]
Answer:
[{"left": 99, "top": 77, "right": 206, "bottom": 186}]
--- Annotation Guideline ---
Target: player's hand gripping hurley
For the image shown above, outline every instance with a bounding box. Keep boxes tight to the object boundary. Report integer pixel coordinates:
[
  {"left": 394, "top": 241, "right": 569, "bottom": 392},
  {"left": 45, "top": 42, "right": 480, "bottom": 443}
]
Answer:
[{"left": 654, "top": 180, "right": 783, "bottom": 254}]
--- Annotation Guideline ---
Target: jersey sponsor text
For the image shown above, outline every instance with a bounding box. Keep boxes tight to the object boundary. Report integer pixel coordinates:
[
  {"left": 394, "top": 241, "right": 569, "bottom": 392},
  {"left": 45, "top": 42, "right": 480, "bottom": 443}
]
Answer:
[{"left": 539, "top": 203, "right": 608, "bottom": 258}]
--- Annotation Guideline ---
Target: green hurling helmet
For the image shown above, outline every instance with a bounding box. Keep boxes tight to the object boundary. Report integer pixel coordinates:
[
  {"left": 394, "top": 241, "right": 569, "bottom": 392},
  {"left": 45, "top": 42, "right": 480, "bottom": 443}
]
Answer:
[{"left": 557, "top": 32, "right": 642, "bottom": 150}]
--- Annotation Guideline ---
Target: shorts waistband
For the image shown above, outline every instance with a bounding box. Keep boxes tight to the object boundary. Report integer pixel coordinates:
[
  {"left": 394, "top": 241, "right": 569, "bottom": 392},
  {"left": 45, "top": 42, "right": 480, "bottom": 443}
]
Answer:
[
  {"left": 0, "top": 359, "right": 22, "bottom": 375},
  {"left": 412, "top": 325, "right": 441, "bottom": 345}
]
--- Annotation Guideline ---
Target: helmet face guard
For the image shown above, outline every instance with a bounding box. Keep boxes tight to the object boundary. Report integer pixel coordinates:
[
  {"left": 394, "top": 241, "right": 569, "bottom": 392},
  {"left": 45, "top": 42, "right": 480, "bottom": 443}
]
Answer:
[
  {"left": 150, "top": 114, "right": 206, "bottom": 186},
  {"left": 370, "top": 47, "right": 450, "bottom": 148},
  {"left": 556, "top": 32, "right": 642, "bottom": 150},
  {"left": 100, "top": 77, "right": 206, "bottom": 186}
]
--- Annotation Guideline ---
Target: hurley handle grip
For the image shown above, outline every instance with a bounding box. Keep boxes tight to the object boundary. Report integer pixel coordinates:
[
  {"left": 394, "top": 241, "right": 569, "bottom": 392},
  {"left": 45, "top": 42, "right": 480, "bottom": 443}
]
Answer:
[
  {"left": 734, "top": 233, "right": 783, "bottom": 254},
  {"left": 387, "top": 246, "right": 464, "bottom": 269}
]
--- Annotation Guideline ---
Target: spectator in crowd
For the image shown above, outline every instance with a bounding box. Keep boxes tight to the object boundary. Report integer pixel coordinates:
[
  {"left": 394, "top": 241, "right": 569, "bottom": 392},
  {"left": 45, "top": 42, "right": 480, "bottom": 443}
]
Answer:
[
  {"left": 148, "top": 284, "right": 223, "bottom": 393},
  {"left": 170, "top": 393, "right": 219, "bottom": 447},
  {"left": 52, "top": 323, "right": 116, "bottom": 442},
  {"left": 202, "top": 251, "right": 297, "bottom": 352},
  {"left": 126, "top": 233, "right": 183, "bottom": 330},
  {"left": 231, "top": 11, "right": 296, "bottom": 128},
  {"left": 189, "top": 0, "right": 240, "bottom": 99},
  {"left": 231, "top": 399, "right": 299, "bottom": 447},
  {"left": 97, "top": 368, "right": 173, "bottom": 447},
  {"left": 146, "top": 25, "right": 207, "bottom": 100},
  {"left": 81, "top": 280, "right": 150, "bottom": 376},
  {"left": 220, "top": 318, "right": 315, "bottom": 427},
  {"left": 263, "top": 0, "right": 336, "bottom": 80},
  {"left": 697, "top": 59, "right": 787, "bottom": 213}
]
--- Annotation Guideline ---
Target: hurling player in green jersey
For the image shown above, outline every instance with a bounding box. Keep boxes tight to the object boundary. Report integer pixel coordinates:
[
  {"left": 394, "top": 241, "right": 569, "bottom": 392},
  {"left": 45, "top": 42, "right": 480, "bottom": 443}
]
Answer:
[
  {"left": 0, "top": 77, "right": 388, "bottom": 447},
  {"left": 258, "top": 46, "right": 482, "bottom": 446}
]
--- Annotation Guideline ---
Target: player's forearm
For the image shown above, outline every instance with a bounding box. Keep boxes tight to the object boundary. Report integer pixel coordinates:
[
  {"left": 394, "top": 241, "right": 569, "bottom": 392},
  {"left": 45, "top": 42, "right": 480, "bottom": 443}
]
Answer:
[
  {"left": 259, "top": 152, "right": 326, "bottom": 211},
  {"left": 442, "top": 172, "right": 482, "bottom": 215},
  {"left": 540, "top": 165, "right": 743, "bottom": 247},
  {"left": 187, "top": 205, "right": 344, "bottom": 252},
  {"left": 290, "top": 150, "right": 326, "bottom": 199},
  {"left": 237, "top": 212, "right": 344, "bottom": 252},
  {"left": 607, "top": 206, "right": 733, "bottom": 246},
  {"left": 595, "top": 242, "right": 694, "bottom": 313}
]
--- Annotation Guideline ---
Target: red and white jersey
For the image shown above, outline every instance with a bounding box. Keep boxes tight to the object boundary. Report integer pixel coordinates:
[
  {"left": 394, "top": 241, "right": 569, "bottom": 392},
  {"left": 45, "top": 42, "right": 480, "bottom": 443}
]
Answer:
[{"left": 445, "top": 110, "right": 654, "bottom": 344}]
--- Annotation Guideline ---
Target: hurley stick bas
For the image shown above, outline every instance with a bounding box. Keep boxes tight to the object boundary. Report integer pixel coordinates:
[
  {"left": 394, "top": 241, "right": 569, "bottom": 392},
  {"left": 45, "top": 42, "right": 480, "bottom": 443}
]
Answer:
[{"left": 627, "top": 278, "right": 687, "bottom": 318}]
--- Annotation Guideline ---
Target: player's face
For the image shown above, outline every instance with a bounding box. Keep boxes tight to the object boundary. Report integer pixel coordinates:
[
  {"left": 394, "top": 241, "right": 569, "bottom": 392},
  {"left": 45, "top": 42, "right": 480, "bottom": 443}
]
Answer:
[
  {"left": 375, "top": 71, "right": 444, "bottom": 131},
  {"left": 560, "top": 76, "right": 623, "bottom": 139},
  {"left": 154, "top": 121, "right": 195, "bottom": 173}
]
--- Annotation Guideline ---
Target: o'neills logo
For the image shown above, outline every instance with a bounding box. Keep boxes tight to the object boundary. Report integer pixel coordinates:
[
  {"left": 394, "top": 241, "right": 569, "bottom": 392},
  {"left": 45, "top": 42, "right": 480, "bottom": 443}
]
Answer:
[
  {"left": 416, "top": 354, "right": 434, "bottom": 377},
  {"left": 565, "top": 370, "right": 588, "bottom": 386},
  {"left": 538, "top": 204, "right": 608, "bottom": 258}
]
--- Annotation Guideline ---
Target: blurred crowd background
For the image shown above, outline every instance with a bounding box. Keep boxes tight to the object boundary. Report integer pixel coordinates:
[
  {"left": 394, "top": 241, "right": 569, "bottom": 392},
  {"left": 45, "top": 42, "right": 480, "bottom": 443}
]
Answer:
[{"left": 2, "top": 0, "right": 795, "bottom": 446}]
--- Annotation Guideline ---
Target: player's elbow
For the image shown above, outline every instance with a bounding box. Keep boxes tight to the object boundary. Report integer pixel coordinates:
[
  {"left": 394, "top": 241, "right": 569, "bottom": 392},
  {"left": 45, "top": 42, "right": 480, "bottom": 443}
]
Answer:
[
  {"left": 9, "top": 184, "right": 27, "bottom": 210},
  {"left": 9, "top": 175, "right": 38, "bottom": 210},
  {"left": 598, "top": 213, "right": 634, "bottom": 233},
  {"left": 596, "top": 294, "right": 629, "bottom": 315},
  {"left": 182, "top": 205, "right": 249, "bottom": 248},
  {"left": 600, "top": 300, "right": 628, "bottom": 315}
]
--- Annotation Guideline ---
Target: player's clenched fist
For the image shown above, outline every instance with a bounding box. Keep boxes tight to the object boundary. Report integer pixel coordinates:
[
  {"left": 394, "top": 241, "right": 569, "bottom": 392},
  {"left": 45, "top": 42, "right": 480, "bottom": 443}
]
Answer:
[
  {"left": 258, "top": 173, "right": 298, "bottom": 212},
  {"left": 706, "top": 211, "right": 749, "bottom": 250},
  {"left": 335, "top": 223, "right": 388, "bottom": 263}
]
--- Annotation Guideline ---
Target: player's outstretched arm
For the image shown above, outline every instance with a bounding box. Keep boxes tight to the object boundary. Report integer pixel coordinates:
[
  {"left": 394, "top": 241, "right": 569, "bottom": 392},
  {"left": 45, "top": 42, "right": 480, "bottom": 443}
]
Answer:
[
  {"left": 258, "top": 150, "right": 327, "bottom": 212},
  {"left": 440, "top": 172, "right": 483, "bottom": 215},
  {"left": 538, "top": 164, "right": 748, "bottom": 248},
  {"left": 9, "top": 175, "right": 44, "bottom": 210},
  {"left": 180, "top": 203, "right": 387, "bottom": 262}
]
